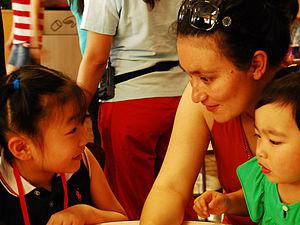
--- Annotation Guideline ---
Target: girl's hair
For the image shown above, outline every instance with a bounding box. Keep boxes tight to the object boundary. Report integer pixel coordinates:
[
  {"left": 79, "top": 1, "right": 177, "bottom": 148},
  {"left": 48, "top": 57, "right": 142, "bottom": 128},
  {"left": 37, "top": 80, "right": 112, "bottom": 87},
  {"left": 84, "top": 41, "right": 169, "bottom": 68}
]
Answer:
[
  {"left": 68, "top": 0, "right": 160, "bottom": 15},
  {"left": 256, "top": 72, "right": 300, "bottom": 129},
  {"left": 177, "top": 0, "right": 297, "bottom": 71},
  {"left": 0, "top": 65, "right": 87, "bottom": 162}
]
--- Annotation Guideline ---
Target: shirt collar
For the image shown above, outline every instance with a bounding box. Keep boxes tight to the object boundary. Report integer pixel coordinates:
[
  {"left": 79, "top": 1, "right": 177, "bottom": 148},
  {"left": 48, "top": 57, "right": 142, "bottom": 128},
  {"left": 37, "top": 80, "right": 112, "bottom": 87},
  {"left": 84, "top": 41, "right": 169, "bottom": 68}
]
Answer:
[{"left": 0, "top": 156, "right": 73, "bottom": 196}]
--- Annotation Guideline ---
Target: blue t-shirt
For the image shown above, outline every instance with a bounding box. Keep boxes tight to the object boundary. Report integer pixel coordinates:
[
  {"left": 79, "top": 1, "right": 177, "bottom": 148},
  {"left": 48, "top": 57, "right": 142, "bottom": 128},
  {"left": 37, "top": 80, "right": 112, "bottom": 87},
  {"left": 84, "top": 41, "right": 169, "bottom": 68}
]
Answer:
[{"left": 68, "top": 0, "right": 87, "bottom": 54}]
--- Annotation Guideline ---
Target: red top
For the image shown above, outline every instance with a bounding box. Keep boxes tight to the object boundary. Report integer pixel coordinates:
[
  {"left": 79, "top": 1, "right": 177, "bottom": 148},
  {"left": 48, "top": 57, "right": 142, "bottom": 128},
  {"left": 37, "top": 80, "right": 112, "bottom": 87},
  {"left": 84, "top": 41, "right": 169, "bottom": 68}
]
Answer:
[{"left": 211, "top": 116, "right": 256, "bottom": 225}]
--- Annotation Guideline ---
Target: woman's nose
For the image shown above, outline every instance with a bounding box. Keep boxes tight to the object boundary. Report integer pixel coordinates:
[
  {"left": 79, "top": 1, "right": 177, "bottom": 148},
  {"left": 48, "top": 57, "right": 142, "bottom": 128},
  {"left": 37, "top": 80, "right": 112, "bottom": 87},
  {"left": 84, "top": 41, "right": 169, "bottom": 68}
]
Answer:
[{"left": 190, "top": 78, "right": 208, "bottom": 103}]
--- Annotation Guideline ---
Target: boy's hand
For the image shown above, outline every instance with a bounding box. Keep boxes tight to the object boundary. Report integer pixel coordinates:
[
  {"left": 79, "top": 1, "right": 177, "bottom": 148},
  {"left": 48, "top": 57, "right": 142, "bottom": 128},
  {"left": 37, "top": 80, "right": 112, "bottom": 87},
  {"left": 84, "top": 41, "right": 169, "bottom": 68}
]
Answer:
[
  {"left": 46, "top": 205, "right": 85, "bottom": 225},
  {"left": 193, "top": 191, "right": 230, "bottom": 218}
]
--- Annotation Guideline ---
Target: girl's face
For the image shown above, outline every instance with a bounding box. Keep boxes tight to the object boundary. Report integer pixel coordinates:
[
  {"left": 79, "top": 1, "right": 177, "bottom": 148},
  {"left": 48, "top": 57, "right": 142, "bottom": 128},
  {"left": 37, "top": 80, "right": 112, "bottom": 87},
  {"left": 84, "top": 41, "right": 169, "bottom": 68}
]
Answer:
[
  {"left": 177, "top": 36, "right": 259, "bottom": 122},
  {"left": 255, "top": 103, "right": 300, "bottom": 185},
  {"left": 30, "top": 101, "right": 88, "bottom": 174}
]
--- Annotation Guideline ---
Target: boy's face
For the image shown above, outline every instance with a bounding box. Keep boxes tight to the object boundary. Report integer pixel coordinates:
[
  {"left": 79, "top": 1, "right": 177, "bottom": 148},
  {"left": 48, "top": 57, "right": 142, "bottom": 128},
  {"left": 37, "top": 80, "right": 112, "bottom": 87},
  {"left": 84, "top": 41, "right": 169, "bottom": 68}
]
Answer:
[{"left": 255, "top": 103, "right": 300, "bottom": 185}]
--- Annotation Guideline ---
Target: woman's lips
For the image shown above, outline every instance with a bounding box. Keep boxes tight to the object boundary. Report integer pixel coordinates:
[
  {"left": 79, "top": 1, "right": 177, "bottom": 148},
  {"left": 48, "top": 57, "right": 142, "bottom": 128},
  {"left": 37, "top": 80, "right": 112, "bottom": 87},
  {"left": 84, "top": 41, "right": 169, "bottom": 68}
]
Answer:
[
  {"left": 259, "top": 163, "right": 271, "bottom": 174},
  {"left": 205, "top": 104, "right": 219, "bottom": 112}
]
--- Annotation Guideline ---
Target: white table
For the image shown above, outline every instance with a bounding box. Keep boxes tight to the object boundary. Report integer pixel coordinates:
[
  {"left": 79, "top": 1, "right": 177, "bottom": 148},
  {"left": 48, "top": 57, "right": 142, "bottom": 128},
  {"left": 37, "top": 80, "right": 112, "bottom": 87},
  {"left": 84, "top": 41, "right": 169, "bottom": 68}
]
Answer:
[{"left": 99, "top": 221, "right": 225, "bottom": 225}]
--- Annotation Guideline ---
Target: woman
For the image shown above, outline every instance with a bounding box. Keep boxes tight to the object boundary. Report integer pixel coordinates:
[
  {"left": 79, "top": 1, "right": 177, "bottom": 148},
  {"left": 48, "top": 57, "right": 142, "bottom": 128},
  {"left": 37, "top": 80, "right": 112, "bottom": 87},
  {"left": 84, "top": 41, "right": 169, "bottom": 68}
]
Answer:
[
  {"left": 68, "top": 0, "right": 101, "bottom": 147},
  {"left": 140, "top": 0, "right": 297, "bottom": 224},
  {"left": 76, "top": 0, "right": 191, "bottom": 220}
]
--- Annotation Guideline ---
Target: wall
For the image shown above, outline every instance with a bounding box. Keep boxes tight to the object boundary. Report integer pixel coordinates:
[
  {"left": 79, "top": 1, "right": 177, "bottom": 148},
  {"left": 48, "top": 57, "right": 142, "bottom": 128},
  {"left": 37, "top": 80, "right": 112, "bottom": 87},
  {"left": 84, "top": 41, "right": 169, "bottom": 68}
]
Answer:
[{"left": 2, "top": 10, "right": 13, "bottom": 64}]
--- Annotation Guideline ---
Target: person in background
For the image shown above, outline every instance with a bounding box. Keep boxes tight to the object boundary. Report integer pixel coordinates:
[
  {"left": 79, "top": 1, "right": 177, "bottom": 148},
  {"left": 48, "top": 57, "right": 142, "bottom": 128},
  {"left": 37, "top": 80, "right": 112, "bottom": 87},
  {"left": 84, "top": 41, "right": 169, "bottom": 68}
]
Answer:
[
  {"left": 0, "top": 6, "right": 6, "bottom": 76},
  {"left": 77, "top": 0, "right": 193, "bottom": 220},
  {"left": 194, "top": 71, "right": 300, "bottom": 224},
  {"left": 6, "top": 0, "right": 44, "bottom": 74},
  {"left": 0, "top": 65, "right": 127, "bottom": 225},
  {"left": 68, "top": 0, "right": 101, "bottom": 147},
  {"left": 140, "top": 0, "right": 298, "bottom": 225}
]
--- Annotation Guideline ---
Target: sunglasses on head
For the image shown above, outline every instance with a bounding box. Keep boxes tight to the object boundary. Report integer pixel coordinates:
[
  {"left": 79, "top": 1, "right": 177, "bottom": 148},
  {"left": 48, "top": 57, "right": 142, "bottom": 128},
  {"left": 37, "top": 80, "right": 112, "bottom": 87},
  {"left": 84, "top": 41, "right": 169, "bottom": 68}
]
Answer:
[{"left": 178, "top": 0, "right": 231, "bottom": 31}]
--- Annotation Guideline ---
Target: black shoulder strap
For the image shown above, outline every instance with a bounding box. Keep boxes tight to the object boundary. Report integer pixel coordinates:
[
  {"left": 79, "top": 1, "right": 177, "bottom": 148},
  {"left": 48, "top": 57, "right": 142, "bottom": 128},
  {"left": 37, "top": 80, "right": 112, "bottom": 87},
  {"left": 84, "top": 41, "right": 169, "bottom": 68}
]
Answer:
[
  {"left": 114, "top": 61, "right": 179, "bottom": 84},
  {"left": 274, "top": 64, "right": 300, "bottom": 80}
]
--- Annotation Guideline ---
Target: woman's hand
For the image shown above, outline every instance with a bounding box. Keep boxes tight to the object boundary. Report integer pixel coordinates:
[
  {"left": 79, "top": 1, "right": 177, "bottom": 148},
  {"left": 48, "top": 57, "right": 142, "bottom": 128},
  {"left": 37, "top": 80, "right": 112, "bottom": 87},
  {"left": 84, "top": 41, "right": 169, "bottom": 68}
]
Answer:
[{"left": 193, "top": 191, "right": 229, "bottom": 218}]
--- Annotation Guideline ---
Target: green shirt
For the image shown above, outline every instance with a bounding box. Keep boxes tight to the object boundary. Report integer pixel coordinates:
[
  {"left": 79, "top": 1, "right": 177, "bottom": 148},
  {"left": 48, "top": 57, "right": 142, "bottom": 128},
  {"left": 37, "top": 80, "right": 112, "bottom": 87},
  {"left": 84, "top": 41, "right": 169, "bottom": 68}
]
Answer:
[{"left": 237, "top": 157, "right": 300, "bottom": 224}]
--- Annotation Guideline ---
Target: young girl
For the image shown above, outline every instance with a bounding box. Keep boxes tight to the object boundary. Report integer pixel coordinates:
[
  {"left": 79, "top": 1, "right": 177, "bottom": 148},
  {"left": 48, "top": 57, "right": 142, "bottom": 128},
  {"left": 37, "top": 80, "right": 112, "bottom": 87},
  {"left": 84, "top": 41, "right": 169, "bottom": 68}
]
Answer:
[
  {"left": 193, "top": 71, "right": 300, "bottom": 224},
  {"left": 0, "top": 65, "right": 127, "bottom": 225}
]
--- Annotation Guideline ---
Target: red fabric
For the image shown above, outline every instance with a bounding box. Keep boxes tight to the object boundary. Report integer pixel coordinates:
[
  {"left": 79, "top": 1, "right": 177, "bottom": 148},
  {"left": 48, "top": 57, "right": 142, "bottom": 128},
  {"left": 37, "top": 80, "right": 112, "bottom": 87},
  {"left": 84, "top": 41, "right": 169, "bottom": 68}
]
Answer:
[
  {"left": 99, "top": 97, "right": 196, "bottom": 220},
  {"left": 211, "top": 116, "right": 256, "bottom": 225}
]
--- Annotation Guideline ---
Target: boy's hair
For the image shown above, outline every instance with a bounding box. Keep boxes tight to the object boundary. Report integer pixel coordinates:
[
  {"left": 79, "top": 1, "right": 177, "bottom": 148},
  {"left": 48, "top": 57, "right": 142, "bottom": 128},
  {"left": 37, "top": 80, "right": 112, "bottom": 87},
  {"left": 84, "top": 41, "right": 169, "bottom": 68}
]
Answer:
[
  {"left": 0, "top": 65, "right": 87, "bottom": 162},
  {"left": 256, "top": 72, "right": 300, "bottom": 129}
]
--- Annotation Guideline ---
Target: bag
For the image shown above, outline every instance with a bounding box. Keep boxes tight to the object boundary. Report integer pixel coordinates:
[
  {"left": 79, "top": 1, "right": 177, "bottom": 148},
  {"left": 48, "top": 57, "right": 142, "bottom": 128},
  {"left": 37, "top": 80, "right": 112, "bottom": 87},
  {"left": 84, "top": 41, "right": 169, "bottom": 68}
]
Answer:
[
  {"left": 98, "top": 59, "right": 179, "bottom": 100},
  {"left": 98, "top": 58, "right": 116, "bottom": 100}
]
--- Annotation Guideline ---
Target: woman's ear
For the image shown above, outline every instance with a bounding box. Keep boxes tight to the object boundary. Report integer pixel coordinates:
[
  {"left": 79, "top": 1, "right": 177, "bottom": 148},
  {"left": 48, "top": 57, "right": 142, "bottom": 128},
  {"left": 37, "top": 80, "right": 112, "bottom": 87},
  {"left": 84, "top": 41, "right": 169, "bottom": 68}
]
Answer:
[
  {"left": 250, "top": 50, "right": 268, "bottom": 80},
  {"left": 7, "top": 135, "right": 32, "bottom": 160}
]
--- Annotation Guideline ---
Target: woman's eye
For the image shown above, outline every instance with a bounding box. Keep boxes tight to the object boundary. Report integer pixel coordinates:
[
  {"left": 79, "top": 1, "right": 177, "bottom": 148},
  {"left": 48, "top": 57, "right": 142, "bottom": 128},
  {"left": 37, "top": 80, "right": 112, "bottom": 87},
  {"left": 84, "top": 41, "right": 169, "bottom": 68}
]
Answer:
[
  {"left": 200, "top": 76, "right": 209, "bottom": 82},
  {"left": 66, "top": 127, "right": 77, "bottom": 135},
  {"left": 269, "top": 139, "right": 281, "bottom": 145},
  {"left": 254, "top": 133, "right": 261, "bottom": 139}
]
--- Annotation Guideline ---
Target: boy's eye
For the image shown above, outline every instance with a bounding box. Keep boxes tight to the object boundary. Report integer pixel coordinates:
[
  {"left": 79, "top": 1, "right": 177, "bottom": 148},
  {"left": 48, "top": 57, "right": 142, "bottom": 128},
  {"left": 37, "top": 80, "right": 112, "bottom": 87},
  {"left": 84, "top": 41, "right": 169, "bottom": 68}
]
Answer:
[
  {"left": 66, "top": 127, "right": 77, "bottom": 135},
  {"left": 269, "top": 139, "right": 281, "bottom": 145}
]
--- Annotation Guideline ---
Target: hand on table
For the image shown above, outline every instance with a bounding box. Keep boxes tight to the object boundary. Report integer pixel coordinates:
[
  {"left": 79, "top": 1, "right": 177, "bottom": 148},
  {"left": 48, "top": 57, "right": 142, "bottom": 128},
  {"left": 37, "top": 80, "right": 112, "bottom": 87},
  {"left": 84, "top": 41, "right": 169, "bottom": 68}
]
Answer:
[
  {"left": 46, "top": 205, "right": 85, "bottom": 225},
  {"left": 193, "top": 191, "right": 229, "bottom": 218}
]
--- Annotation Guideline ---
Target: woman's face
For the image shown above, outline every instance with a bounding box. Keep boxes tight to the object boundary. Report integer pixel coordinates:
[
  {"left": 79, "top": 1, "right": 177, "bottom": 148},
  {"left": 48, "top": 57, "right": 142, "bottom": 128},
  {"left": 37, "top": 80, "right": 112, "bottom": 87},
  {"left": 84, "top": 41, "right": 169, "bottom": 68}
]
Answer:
[{"left": 177, "top": 36, "right": 259, "bottom": 122}]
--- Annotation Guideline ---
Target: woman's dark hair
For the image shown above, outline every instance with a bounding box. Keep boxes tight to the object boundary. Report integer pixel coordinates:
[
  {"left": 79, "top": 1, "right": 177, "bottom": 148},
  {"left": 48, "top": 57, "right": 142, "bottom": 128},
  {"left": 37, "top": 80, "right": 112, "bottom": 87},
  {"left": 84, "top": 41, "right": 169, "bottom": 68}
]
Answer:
[
  {"left": 0, "top": 65, "right": 87, "bottom": 162},
  {"left": 256, "top": 72, "right": 300, "bottom": 129},
  {"left": 143, "top": 0, "right": 160, "bottom": 9},
  {"left": 69, "top": 0, "right": 84, "bottom": 15},
  {"left": 177, "top": 0, "right": 298, "bottom": 71}
]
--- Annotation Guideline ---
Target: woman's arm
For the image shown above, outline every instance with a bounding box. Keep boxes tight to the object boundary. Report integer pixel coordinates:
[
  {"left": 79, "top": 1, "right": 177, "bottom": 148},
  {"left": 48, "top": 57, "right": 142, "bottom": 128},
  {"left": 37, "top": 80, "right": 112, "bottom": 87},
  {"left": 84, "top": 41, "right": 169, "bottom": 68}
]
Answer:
[
  {"left": 140, "top": 83, "right": 211, "bottom": 225},
  {"left": 76, "top": 31, "right": 113, "bottom": 104}
]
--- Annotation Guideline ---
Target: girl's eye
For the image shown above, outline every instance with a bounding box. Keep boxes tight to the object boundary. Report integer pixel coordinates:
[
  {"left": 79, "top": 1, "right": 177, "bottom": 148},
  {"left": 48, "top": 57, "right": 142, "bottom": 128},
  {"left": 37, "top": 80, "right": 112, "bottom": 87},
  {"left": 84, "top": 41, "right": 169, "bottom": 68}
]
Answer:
[
  {"left": 66, "top": 127, "right": 77, "bottom": 135},
  {"left": 269, "top": 139, "right": 281, "bottom": 145}
]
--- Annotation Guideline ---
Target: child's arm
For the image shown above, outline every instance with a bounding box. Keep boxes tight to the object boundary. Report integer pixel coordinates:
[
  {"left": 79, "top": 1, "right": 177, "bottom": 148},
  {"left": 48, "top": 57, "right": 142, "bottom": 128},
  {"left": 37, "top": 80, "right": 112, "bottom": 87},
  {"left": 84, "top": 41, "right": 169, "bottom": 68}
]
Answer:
[
  {"left": 193, "top": 189, "right": 248, "bottom": 218},
  {"left": 46, "top": 148, "right": 127, "bottom": 225},
  {"left": 86, "top": 147, "right": 128, "bottom": 222}
]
